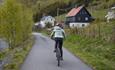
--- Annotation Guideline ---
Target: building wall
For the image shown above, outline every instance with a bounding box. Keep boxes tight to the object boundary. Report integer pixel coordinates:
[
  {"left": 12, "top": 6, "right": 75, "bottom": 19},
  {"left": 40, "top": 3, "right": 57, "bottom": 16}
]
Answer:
[
  {"left": 69, "top": 22, "right": 90, "bottom": 28},
  {"left": 75, "top": 8, "right": 92, "bottom": 22}
]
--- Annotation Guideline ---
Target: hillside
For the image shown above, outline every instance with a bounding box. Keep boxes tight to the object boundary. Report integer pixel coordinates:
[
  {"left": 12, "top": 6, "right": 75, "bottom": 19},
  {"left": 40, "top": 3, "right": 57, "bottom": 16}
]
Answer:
[{"left": 14, "top": 0, "right": 115, "bottom": 22}]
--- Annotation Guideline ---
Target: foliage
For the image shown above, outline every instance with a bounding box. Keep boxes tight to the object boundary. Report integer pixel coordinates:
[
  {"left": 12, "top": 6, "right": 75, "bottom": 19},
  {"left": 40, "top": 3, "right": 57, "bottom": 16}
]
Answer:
[
  {"left": 3, "top": 38, "right": 34, "bottom": 70},
  {"left": 17, "top": 0, "right": 38, "bottom": 8},
  {"left": 32, "top": 0, "right": 71, "bottom": 22},
  {"left": 55, "top": 14, "right": 66, "bottom": 21},
  {"left": 90, "top": 0, "right": 115, "bottom": 9},
  {"left": 0, "top": 0, "right": 33, "bottom": 49}
]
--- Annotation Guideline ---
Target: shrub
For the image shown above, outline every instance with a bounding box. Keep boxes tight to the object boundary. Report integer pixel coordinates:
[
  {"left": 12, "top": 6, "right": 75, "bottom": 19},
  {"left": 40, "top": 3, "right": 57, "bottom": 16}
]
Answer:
[{"left": 0, "top": 0, "right": 33, "bottom": 49}]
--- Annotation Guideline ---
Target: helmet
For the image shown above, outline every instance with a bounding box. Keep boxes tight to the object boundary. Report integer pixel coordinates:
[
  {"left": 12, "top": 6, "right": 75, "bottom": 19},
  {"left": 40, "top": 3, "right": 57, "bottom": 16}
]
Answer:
[{"left": 56, "top": 23, "right": 62, "bottom": 27}]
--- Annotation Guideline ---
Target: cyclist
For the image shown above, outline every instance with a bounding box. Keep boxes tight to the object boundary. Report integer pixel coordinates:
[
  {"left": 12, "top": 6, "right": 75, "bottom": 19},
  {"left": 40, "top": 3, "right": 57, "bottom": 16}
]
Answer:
[{"left": 50, "top": 23, "right": 66, "bottom": 60}]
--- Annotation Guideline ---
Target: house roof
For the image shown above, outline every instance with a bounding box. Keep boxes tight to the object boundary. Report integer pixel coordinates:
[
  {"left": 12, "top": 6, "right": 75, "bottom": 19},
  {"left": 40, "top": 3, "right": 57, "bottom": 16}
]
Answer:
[
  {"left": 66, "top": 6, "right": 84, "bottom": 17},
  {"left": 41, "top": 16, "right": 54, "bottom": 20}
]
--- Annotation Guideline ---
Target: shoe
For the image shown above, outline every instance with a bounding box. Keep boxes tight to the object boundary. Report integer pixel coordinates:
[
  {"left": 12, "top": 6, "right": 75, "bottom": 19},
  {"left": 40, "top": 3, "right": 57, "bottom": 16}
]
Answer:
[{"left": 53, "top": 49, "right": 56, "bottom": 52}]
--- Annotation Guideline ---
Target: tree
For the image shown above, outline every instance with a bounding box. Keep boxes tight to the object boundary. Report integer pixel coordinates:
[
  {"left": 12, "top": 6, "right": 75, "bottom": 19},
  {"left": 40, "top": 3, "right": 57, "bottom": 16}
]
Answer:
[
  {"left": 0, "top": 0, "right": 33, "bottom": 49},
  {"left": 18, "top": 0, "right": 38, "bottom": 8}
]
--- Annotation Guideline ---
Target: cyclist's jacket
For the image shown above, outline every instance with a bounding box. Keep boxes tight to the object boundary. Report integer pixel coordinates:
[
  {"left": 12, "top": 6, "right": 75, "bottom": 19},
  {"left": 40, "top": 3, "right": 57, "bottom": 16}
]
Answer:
[{"left": 51, "top": 26, "right": 65, "bottom": 38}]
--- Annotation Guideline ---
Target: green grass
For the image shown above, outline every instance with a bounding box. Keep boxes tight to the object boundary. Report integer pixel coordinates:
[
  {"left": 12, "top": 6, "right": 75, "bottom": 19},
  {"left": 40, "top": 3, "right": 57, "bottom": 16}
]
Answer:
[
  {"left": 63, "top": 20, "right": 115, "bottom": 70},
  {"left": 88, "top": 9, "right": 107, "bottom": 20},
  {"left": 64, "top": 34, "right": 115, "bottom": 70},
  {"left": 3, "top": 38, "right": 34, "bottom": 70},
  {"left": 0, "top": 49, "right": 9, "bottom": 60}
]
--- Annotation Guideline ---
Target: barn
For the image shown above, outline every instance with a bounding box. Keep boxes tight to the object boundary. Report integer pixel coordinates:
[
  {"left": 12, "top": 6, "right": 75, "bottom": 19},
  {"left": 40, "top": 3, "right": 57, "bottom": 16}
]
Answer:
[{"left": 65, "top": 5, "right": 94, "bottom": 28}]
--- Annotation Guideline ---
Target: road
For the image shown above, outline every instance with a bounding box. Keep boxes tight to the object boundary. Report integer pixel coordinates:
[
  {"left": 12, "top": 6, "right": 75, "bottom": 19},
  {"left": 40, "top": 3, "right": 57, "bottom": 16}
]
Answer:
[
  {"left": 20, "top": 32, "right": 93, "bottom": 70},
  {"left": 0, "top": 39, "right": 9, "bottom": 51}
]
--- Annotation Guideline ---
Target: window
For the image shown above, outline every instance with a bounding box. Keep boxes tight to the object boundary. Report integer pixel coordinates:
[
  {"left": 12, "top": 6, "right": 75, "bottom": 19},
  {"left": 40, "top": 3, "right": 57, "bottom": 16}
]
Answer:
[
  {"left": 82, "top": 24, "right": 85, "bottom": 27},
  {"left": 85, "top": 17, "right": 88, "bottom": 21},
  {"left": 67, "top": 17, "right": 75, "bottom": 22},
  {"left": 72, "top": 17, "right": 75, "bottom": 21},
  {"left": 78, "top": 17, "right": 81, "bottom": 21}
]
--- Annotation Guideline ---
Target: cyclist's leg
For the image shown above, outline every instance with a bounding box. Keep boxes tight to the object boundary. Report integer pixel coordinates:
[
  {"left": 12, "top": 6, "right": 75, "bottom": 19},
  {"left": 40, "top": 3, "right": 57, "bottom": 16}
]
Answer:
[
  {"left": 55, "top": 41, "right": 57, "bottom": 50},
  {"left": 59, "top": 38, "right": 63, "bottom": 58},
  {"left": 54, "top": 38, "right": 59, "bottom": 52}
]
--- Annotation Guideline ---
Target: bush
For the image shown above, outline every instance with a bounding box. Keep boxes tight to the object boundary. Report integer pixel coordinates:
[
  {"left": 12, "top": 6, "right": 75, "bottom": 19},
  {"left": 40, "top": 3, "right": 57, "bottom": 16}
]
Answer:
[{"left": 0, "top": 0, "right": 33, "bottom": 49}]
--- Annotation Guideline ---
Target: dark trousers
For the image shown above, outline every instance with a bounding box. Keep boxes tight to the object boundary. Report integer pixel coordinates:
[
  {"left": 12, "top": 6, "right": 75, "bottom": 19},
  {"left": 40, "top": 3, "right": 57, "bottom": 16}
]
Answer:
[{"left": 55, "top": 38, "right": 63, "bottom": 57}]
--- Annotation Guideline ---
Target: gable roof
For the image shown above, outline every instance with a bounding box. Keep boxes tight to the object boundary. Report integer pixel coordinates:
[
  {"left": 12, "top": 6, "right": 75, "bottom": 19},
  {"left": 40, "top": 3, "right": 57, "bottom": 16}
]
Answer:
[{"left": 66, "top": 6, "right": 84, "bottom": 17}]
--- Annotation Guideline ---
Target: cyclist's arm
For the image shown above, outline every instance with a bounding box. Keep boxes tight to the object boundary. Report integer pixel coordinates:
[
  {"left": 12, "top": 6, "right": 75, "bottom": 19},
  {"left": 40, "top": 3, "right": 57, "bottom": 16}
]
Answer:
[
  {"left": 50, "top": 31, "right": 55, "bottom": 39},
  {"left": 62, "top": 30, "right": 66, "bottom": 39}
]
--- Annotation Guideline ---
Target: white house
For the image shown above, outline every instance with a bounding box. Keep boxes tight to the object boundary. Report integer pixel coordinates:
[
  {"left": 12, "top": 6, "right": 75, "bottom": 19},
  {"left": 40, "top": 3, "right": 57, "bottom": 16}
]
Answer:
[
  {"left": 41, "top": 16, "right": 55, "bottom": 26},
  {"left": 34, "top": 21, "right": 46, "bottom": 28},
  {"left": 105, "top": 7, "right": 115, "bottom": 23},
  {"left": 34, "top": 16, "right": 55, "bottom": 28}
]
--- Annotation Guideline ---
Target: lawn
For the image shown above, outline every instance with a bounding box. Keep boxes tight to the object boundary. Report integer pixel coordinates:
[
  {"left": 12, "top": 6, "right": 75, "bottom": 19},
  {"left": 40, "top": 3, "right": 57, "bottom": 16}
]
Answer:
[{"left": 64, "top": 34, "right": 115, "bottom": 70}]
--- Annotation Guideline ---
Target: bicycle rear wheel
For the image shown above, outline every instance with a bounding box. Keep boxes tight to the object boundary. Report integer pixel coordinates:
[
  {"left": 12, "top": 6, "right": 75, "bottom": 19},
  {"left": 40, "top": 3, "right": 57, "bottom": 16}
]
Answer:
[
  {"left": 56, "top": 47, "right": 61, "bottom": 67},
  {"left": 57, "top": 58, "right": 60, "bottom": 66}
]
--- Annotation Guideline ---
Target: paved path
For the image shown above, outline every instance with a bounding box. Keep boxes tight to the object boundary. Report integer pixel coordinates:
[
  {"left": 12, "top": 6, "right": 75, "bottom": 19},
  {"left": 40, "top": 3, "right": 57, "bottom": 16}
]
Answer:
[
  {"left": 0, "top": 39, "right": 9, "bottom": 51},
  {"left": 21, "top": 32, "right": 93, "bottom": 70}
]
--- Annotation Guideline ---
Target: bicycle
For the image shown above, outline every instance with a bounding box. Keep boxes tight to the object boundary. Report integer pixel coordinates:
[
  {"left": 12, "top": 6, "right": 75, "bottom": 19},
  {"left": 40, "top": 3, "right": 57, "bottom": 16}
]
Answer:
[{"left": 55, "top": 45, "right": 61, "bottom": 67}]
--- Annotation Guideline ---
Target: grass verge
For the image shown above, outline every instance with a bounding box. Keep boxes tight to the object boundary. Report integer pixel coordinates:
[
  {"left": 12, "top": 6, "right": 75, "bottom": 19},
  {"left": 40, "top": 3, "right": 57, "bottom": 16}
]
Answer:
[
  {"left": 2, "top": 37, "right": 34, "bottom": 70},
  {"left": 64, "top": 34, "right": 115, "bottom": 70}
]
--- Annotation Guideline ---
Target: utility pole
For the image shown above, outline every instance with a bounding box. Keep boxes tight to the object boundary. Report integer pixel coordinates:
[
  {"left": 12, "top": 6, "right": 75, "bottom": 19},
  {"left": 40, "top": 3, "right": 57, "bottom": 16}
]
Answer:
[
  {"left": 57, "top": 8, "right": 59, "bottom": 17},
  {"left": 38, "top": 2, "right": 40, "bottom": 11}
]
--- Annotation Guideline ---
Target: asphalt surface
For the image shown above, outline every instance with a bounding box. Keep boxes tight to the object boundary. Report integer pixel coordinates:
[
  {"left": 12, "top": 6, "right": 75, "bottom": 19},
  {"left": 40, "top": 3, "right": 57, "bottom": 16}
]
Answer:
[
  {"left": 0, "top": 39, "right": 9, "bottom": 51},
  {"left": 20, "top": 32, "right": 93, "bottom": 70}
]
